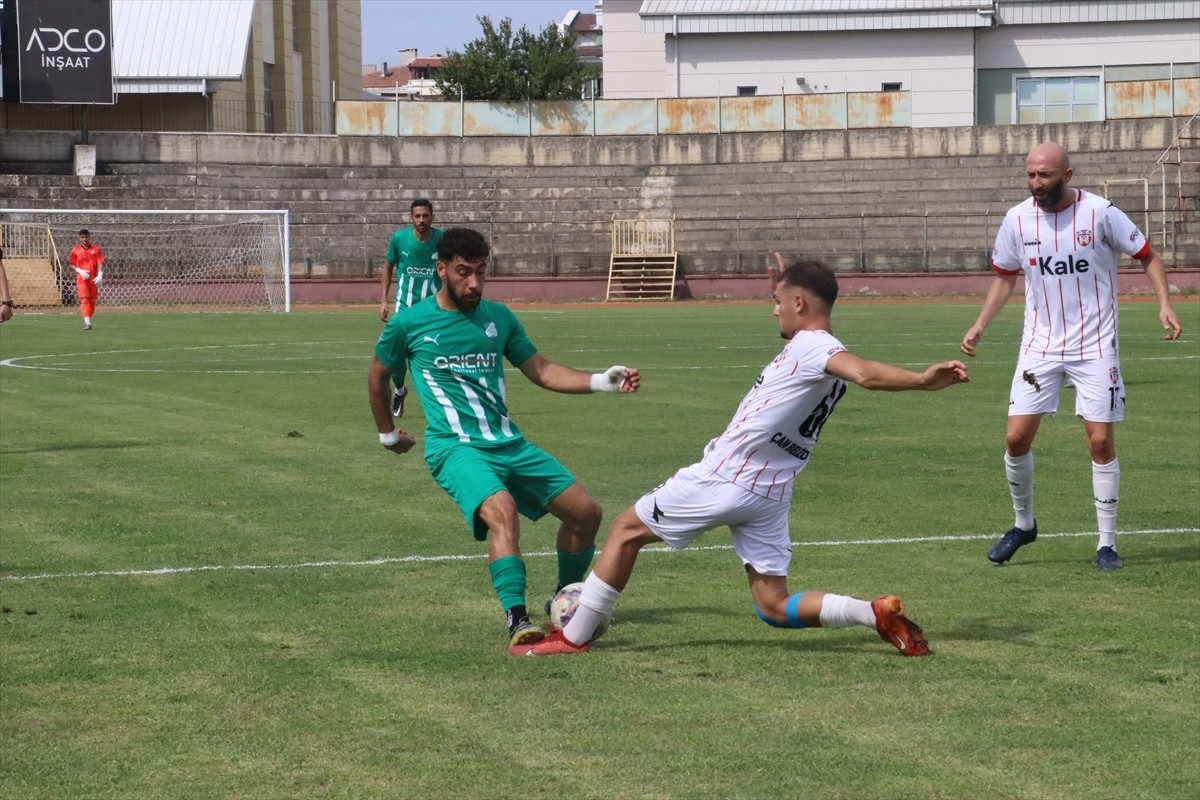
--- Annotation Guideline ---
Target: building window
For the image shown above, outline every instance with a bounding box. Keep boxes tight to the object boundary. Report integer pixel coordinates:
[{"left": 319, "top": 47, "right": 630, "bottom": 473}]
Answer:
[
  {"left": 882, "top": 82, "right": 902, "bottom": 92},
  {"left": 1016, "top": 76, "right": 1100, "bottom": 124},
  {"left": 736, "top": 86, "right": 757, "bottom": 97}
]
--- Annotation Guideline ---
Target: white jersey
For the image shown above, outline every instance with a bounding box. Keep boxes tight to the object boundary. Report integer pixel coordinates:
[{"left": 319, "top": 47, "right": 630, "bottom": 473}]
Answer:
[
  {"left": 992, "top": 189, "right": 1151, "bottom": 362},
  {"left": 700, "top": 330, "right": 848, "bottom": 503}
]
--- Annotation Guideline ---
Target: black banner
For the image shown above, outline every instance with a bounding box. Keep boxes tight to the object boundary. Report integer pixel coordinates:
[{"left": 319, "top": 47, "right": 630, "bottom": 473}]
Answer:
[
  {"left": 0, "top": 0, "right": 16, "bottom": 100},
  {"left": 17, "top": 0, "right": 113, "bottom": 104}
]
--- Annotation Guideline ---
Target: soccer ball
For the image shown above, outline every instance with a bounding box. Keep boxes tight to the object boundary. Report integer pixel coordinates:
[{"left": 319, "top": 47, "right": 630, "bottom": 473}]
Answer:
[{"left": 548, "top": 582, "right": 610, "bottom": 640}]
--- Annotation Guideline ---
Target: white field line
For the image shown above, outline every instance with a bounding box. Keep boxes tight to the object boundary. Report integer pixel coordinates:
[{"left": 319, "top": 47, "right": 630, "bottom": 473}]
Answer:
[
  {"left": 4, "top": 346, "right": 1197, "bottom": 375},
  {"left": 3, "top": 527, "right": 1196, "bottom": 582}
]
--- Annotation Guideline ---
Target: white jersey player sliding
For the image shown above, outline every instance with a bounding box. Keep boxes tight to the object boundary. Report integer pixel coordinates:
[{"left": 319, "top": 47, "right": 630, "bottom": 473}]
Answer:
[
  {"left": 961, "top": 142, "right": 1182, "bottom": 571},
  {"left": 511, "top": 256, "right": 970, "bottom": 657}
]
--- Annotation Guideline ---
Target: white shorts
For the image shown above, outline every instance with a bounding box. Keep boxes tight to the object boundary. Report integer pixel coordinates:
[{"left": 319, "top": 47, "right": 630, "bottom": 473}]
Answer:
[
  {"left": 1008, "top": 354, "right": 1125, "bottom": 423},
  {"left": 633, "top": 463, "right": 793, "bottom": 576}
]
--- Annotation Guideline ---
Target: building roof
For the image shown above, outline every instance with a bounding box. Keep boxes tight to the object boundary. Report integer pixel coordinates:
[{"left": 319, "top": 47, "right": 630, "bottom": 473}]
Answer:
[
  {"left": 362, "top": 65, "right": 413, "bottom": 90},
  {"left": 637, "top": 0, "right": 1200, "bottom": 33},
  {"left": 994, "top": 0, "right": 1198, "bottom": 24},
  {"left": 569, "top": 12, "right": 602, "bottom": 33},
  {"left": 113, "top": 0, "right": 254, "bottom": 94},
  {"left": 638, "top": 0, "right": 995, "bottom": 32}
]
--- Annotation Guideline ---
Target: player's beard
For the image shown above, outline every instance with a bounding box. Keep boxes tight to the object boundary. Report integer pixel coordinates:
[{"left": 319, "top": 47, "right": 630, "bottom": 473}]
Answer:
[
  {"left": 446, "top": 281, "right": 481, "bottom": 311},
  {"left": 1031, "top": 178, "right": 1066, "bottom": 210}
]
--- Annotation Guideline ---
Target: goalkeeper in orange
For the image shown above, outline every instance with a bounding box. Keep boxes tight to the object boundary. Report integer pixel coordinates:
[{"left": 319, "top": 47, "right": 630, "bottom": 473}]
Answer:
[{"left": 69, "top": 229, "right": 105, "bottom": 330}]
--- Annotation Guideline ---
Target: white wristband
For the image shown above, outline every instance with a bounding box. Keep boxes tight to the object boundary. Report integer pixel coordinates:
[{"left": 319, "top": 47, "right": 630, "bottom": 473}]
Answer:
[
  {"left": 590, "top": 365, "right": 628, "bottom": 393},
  {"left": 379, "top": 431, "right": 400, "bottom": 446}
]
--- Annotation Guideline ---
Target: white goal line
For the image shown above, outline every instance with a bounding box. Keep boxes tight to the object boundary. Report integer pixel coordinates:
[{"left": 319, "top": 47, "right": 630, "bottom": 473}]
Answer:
[{"left": 3, "top": 527, "right": 1196, "bottom": 583}]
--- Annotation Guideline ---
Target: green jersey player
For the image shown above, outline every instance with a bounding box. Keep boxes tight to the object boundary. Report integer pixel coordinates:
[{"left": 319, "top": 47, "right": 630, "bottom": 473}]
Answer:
[
  {"left": 380, "top": 198, "right": 443, "bottom": 418},
  {"left": 369, "top": 227, "right": 641, "bottom": 650}
]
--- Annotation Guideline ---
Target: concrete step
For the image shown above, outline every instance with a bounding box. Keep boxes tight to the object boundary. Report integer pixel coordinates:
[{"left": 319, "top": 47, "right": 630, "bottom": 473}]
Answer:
[{"left": 4, "top": 258, "right": 64, "bottom": 306}]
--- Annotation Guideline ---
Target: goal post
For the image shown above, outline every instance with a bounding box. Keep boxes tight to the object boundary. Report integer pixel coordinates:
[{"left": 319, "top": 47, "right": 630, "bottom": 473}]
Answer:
[{"left": 0, "top": 209, "right": 291, "bottom": 312}]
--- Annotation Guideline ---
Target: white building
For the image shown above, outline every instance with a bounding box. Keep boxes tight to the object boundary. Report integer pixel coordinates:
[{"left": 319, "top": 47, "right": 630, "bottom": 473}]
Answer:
[{"left": 601, "top": 0, "right": 1200, "bottom": 128}]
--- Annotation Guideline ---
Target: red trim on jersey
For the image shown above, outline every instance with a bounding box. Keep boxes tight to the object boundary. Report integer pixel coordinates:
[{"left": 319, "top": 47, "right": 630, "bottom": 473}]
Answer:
[
  {"left": 770, "top": 469, "right": 797, "bottom": 501},
  {"left": 1084, "top": 205, "right": 1103, "bottom": 358},
  {"left": 1056, "top": 280, "right": 1068, "bottom": 359},
  {"left": 730, "top": 449, "right": 757, "bottom": 484},
  {"left": 1075, "top": 196, "right": 1084, "bottom": 250},
  {"left": 992, "top": 264, "right": 1021, "bottom": 276},
  {"left": 749, "top": 460, "right": 772, "bottom": 494},
  {"left": 1132, "top": 240, "right": 1152, "bottom": 260},
  {"left": 1075, "top": 276, "right": 1086, "bottom": 359},
  {"left": 714, "top": 434, "right": 750, "bottom": 473}
]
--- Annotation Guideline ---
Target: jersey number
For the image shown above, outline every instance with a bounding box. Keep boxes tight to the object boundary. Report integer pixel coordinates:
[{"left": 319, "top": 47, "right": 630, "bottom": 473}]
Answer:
[{"left": 798, "top": 381, "right": 847, "bottom": 439}]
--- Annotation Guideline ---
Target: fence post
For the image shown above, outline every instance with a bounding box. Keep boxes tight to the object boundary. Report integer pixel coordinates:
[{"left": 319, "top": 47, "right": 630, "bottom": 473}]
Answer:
[
  {"left": 923, "top": 210, "right": 930, "bottom": 272},
  {"left": 736, "top": 214, "right": 742, "bottom": 273},
  {"left": 859, "top": 212, "right": 866, "bottom": 272},
  {"left": 982, "top": 210, "right": 990, "bottom": 271}
]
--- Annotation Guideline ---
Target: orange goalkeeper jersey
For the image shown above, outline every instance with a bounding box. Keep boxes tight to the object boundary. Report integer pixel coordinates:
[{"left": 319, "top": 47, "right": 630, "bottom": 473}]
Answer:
[{"left": 70, "top": 244, "right": 105, "bottom": 280}]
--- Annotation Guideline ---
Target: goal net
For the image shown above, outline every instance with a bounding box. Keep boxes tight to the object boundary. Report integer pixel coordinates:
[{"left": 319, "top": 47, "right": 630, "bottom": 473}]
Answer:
[{"left": 0, "top": 209, "right": 291, "bottom": 312}]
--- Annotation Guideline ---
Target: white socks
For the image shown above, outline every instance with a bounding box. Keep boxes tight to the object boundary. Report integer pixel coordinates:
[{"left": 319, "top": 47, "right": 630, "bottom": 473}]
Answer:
[
  {"left": 1005, "top": 451, "right": 1035, "bottom": 530},
  {"left": 1093, "top": 458, "right": 1119, "bottom": 550},
  {"left": 563, "top": 572, "right": 622, "bottom": 645},
  {"left": 817, "top": 593, "right": 875, "bottom": 629}
]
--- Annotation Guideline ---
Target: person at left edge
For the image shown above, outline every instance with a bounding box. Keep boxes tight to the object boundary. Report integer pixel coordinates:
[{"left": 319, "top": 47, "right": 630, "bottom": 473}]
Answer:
[
  {"left": 0, "top": 247, "right": 14, "bottom": 322},
  {"left": 368, "top": 227, "right": 641, "bottom": 651}
]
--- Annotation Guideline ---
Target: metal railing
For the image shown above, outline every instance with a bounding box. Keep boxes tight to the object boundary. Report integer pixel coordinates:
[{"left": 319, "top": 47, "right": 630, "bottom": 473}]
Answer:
[
  {"left": 1147, "top": 113, "right": 1199, "bottom": 246},
  {"left": 211, "top": 100, "right": 336, "bottom": 134},
  {"left": 611, "top": 215, "right": 675, "bottom": 256},
  {"left": 357, "top": 205, "right": 1191, "bottom": 279}
]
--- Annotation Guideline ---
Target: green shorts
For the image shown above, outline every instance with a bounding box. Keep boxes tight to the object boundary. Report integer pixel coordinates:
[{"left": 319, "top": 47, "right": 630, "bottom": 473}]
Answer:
[{"left": 428, "top": 439, "right": 576, "bottom": 541}]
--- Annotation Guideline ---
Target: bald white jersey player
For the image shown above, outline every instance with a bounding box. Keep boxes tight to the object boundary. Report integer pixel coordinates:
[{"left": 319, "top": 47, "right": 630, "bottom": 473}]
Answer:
[
  {"left": 962, "top": 141, "right": 1182, "bottom": 570},
  {"left": 511, "top": 257, "right": 970, "bottom": 657}
]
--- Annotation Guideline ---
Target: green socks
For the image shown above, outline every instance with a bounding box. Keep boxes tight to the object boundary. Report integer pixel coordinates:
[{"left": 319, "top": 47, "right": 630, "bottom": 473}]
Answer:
[
  {"left": 488, "top": 555, "right": 527, "bottom": 611},
  {"left": 557, "top": 544, "right": 596, "bottom": 587}
]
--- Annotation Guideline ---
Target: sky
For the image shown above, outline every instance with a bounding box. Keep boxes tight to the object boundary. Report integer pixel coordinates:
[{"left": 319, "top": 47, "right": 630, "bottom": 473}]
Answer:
[{"left": 360, "top": 0, "right": 587, "bottom": 69}]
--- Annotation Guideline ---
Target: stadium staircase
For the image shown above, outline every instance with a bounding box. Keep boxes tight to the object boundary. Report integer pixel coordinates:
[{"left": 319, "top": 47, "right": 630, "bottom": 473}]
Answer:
[
  {"left": 606, "top": 217, "right": 677, "bottom": 300},
  {"left": 1150, "top": 114, "right": 1200, "bottom": 261},
  {"left": 0, "top": 222, "right": 63, "bottom": 306}
]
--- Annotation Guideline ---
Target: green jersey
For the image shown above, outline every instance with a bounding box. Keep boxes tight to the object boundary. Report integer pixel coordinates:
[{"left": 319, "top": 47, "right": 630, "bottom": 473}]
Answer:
[
  {"left": 385, "top": 227, "right": 443, "bottom": 307},
  {"left": 375, "top": 297, "right": 538, "bottom": 458}
]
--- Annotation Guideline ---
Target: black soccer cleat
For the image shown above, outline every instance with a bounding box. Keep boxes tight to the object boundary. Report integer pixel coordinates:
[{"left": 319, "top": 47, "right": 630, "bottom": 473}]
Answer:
[
  {"left": 1096, "top": 546, "right": 1124, "bottom": 571},
  {"left": 988, "top": 523, "right": 1038, "bottom": 564},
  {"left": 391, "top": 385, "right": 407, "bottom": 418}
]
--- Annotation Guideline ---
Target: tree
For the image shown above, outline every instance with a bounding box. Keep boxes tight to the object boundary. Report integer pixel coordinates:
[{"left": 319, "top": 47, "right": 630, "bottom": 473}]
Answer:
[{"left": 433, "top": 16, "right": 599, "bottom": 102}]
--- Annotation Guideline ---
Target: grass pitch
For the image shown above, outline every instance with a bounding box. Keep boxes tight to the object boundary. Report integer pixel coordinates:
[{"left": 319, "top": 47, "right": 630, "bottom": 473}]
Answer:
[{"left": 1, "top": 299, "right": 1197, "bottom": 800}]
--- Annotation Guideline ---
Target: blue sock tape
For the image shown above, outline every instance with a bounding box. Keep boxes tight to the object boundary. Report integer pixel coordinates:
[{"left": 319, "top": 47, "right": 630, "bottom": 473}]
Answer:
[{"left": 755, "top": 593, "right": 808, "bottom": 628}]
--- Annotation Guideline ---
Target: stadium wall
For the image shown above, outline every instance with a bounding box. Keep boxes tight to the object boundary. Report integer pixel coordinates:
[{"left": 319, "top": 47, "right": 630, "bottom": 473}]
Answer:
[
  {"left": 288, "top": 271, "right": 1198, "bottom": 304},
  {"left": 1, "top": 117, "right": 1196, "bottom": 302}
]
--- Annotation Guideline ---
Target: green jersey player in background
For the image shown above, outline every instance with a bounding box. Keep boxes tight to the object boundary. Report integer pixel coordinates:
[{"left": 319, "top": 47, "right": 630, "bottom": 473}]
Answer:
[
  {"left": 379, "top": 198, "right": 443, "bottom": 418},
  {"left": 368, "top": 227, "right": 641, "bottom": 650}
]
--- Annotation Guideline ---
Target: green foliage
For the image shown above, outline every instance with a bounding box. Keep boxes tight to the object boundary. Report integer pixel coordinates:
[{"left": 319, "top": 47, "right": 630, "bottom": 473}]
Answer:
[
  {"left": 0, "top": 301, "right": 1197, "bottom": 799},
  {"left": 434, "top": 16, "right": 599, "bottom": 102}
]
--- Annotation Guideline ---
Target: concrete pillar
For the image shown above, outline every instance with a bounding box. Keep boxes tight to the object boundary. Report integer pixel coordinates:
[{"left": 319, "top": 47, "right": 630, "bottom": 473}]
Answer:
[{"left": 73, "top": 145, "right": 97, "bottom": 177}]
